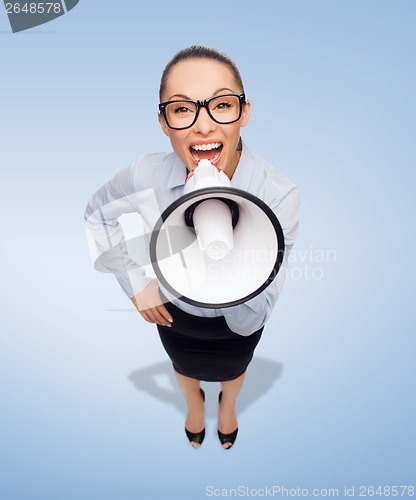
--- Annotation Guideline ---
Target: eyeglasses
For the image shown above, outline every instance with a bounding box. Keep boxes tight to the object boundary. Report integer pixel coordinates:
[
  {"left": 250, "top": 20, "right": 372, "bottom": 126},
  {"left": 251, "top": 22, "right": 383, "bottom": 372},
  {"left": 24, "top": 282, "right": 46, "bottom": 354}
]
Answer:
[{"left": 159, "top": 93, "right": 246, "bottom": 130}]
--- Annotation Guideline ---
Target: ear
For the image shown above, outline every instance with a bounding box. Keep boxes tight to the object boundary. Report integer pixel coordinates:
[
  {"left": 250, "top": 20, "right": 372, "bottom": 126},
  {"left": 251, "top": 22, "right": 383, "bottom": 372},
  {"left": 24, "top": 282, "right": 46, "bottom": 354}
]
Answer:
[
  {"left": 240, "top": 99, "right": 251, "bottom": 128},
  {"left": 158, "top": 112, "right": 170, "bottom": 137}
]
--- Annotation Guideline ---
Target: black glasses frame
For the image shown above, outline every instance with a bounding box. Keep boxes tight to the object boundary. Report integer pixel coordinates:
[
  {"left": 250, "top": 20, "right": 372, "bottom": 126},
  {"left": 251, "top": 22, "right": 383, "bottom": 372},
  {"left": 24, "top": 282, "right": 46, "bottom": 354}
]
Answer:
[{"left": 158, "top": 93, "right": 246, "bottom": 130}]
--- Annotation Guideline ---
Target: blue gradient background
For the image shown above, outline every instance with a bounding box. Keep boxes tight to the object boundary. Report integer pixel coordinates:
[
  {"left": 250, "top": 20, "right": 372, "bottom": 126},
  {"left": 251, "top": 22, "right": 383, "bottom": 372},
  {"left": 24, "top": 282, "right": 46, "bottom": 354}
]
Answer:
[{"left": 1, "top": 1, "right": 415, "bottom": 499}]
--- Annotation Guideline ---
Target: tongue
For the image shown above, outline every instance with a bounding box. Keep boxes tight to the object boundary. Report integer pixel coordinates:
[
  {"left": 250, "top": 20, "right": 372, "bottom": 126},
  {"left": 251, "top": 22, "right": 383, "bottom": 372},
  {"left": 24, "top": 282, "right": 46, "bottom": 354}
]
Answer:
[{"left": 197, "top": 149, "right": 217, "bottom": 161}]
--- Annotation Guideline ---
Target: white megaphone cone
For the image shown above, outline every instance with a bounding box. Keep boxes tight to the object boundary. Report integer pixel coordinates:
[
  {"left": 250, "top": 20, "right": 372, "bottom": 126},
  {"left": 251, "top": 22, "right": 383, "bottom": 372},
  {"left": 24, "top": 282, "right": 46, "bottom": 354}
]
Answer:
[
  {"left": 184, "top": 160, "right": 234, "bottom": 261},
  {"left": 149, "top": 158, "right": 285, "bottom": 308}
]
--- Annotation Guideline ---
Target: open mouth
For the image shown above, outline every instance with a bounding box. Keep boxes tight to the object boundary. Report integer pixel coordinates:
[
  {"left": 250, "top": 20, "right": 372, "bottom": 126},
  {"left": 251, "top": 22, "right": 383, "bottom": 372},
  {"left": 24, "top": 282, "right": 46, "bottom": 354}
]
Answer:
[{"left": 190, "top": 142, "right": 223, "bottom": 164}]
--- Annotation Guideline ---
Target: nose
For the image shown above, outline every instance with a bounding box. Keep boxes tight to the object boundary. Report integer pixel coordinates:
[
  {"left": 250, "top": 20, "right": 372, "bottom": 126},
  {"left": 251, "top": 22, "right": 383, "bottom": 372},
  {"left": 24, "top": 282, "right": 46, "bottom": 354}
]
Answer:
[{"left": 194, "top": 106, "right": 216, "bottom": 135}]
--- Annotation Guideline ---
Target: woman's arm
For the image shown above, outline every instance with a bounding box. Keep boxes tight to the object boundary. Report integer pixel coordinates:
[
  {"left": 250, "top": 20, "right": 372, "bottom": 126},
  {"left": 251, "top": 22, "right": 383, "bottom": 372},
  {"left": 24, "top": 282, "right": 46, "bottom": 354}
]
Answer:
[
  {"left": 220, "top": 184, "right": 300, "bottom": 336},
  {"left": 85, "top": 159, "right": 173, "bottom": 326}
]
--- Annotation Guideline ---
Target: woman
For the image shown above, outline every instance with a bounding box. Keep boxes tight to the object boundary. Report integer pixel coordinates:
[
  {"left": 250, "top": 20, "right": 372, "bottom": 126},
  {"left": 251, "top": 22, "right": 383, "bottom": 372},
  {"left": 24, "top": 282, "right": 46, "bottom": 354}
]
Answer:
[{"left": 85, "top": 45, "right": 299, "bottom": 449}]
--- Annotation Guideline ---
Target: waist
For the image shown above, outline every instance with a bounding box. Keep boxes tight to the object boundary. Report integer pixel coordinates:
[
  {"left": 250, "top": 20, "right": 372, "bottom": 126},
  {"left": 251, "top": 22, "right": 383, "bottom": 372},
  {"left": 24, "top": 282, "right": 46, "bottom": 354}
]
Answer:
[{"left": 159, "top": 289, "right": 223, "bottom": 318}]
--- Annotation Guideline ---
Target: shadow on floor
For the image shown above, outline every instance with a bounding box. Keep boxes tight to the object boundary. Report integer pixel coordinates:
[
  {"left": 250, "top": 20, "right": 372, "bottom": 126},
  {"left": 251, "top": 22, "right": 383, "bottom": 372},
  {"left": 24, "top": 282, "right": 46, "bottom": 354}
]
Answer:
[{"left": 128, "top": 356, "right": 283, "bottom": 419}]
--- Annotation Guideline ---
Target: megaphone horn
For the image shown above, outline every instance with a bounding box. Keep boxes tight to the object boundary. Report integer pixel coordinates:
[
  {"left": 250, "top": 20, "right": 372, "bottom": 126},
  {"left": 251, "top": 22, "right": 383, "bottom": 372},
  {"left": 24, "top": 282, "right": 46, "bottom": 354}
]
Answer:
[{"left": 150, "top": 160, "right": 285, "bottom": 308}]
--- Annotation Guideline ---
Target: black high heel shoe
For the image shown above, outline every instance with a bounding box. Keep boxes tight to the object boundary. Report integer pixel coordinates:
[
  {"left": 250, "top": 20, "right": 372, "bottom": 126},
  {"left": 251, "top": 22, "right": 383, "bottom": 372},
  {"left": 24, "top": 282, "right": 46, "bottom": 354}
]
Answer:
[
  {"left": 217, "top": 391, "right": 238, "bottom": 449},
  {"left": 185, "top": 388, "right": 205, "bottom": 448}
]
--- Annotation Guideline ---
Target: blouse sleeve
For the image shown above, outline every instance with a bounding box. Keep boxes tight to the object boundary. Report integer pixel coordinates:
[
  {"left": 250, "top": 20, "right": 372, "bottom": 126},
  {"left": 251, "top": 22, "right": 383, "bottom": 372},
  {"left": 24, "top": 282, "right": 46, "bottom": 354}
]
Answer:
[
  {"left": 219, "top": 184, "right": 300, "bottom": 336},
  {"left": 84, "top": 158, "right": 156, "bottom": 298}
]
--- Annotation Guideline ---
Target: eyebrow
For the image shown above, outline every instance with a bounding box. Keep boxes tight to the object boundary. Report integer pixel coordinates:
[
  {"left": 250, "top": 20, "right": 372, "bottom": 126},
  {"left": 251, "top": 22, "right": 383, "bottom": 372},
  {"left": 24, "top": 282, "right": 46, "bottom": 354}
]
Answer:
[{"left": 166, "top": 87, "right": 236, "bottom": 101}]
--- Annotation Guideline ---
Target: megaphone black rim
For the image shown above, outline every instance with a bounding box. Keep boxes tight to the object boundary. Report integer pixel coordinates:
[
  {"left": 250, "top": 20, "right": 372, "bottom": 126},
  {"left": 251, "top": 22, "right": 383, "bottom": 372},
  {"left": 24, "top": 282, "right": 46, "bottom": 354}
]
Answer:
[{"left": 150, "top": 187, "right": 285, "bottom": 309}]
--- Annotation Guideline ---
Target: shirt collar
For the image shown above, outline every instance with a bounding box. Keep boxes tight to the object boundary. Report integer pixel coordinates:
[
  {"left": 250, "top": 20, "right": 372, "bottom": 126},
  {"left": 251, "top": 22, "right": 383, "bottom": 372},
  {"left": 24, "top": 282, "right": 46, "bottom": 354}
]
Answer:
[
  {"left": 166, "top": 153, "right": 188, "bottom": 189},
  {"left": 230, "top": 140, "right": 253, "bottom": 192}
]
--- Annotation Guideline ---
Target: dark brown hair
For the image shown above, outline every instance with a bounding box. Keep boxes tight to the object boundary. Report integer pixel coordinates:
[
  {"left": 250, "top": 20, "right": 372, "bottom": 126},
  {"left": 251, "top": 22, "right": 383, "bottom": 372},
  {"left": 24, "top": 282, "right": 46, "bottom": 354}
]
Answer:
[{"left": 159, "top": 45, "right": 245, "bottom": 101}]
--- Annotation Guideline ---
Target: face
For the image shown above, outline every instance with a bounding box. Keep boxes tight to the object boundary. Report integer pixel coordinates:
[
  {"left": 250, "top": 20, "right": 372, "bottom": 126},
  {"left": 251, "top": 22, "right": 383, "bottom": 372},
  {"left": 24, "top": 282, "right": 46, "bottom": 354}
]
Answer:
[{"left": 158, "top": 58, "right": 250, "bottom": 179}]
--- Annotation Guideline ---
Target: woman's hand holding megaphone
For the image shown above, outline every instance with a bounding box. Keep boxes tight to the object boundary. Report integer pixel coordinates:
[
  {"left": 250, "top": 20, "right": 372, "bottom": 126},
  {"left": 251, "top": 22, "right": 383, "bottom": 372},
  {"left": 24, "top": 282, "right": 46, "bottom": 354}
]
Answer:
[{"left": 131, "top": 278, "right": 173, "bottom": 327}]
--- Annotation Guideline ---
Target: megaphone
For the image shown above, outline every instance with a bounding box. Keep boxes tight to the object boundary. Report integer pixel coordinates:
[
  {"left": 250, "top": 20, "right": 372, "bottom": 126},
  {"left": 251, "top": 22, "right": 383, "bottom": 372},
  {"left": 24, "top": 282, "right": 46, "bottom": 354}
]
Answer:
[{"left": 150, "top": 160, "right": 285, "bottom": 308}]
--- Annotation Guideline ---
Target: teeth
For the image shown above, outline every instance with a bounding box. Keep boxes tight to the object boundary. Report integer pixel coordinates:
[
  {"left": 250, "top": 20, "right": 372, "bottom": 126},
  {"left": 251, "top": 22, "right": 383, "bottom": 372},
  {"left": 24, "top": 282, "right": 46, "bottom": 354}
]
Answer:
[{"left": 191, "top": 142, "right": 222, "bottom": 151}]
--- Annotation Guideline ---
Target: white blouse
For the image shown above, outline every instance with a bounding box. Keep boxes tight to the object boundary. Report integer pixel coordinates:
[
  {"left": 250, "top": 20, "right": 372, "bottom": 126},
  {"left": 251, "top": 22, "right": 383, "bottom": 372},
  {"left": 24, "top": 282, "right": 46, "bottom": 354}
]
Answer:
[{"left": 85, "top": 142, "right": 300, "bottom": 336}]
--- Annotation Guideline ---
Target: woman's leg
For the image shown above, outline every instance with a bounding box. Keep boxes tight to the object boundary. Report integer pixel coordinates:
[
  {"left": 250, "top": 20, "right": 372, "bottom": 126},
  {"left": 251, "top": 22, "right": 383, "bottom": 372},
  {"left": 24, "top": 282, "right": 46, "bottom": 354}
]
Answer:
[
  {"left": 218, "top": 371, "right": 246, "bottom": 448},
  {"left": 175, "top": 371, "right": 205, "bottom": 447}
]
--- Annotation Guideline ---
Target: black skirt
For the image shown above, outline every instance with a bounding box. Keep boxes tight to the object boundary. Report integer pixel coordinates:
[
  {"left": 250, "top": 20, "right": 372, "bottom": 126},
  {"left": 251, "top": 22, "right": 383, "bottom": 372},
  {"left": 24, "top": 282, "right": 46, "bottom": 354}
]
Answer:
[{"left": 157, "top": 301, "right": 263, "bottom": 382}]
